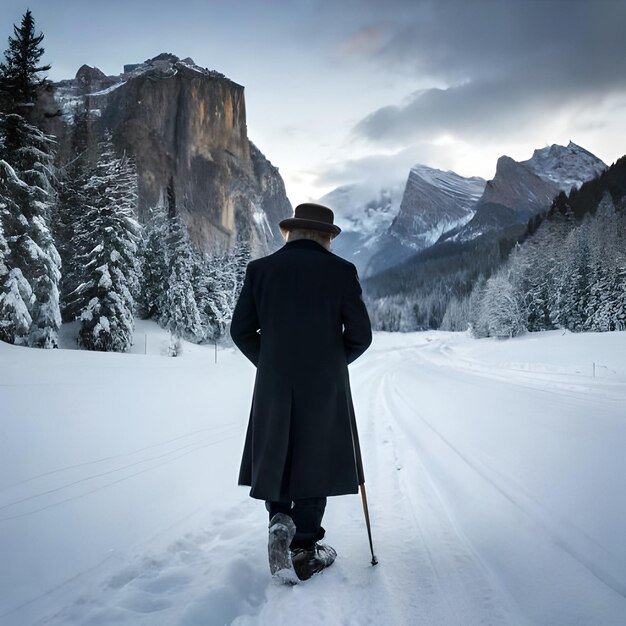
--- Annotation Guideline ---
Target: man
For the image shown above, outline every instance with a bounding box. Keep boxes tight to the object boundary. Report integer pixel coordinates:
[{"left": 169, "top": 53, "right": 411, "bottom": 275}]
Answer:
[{"left": 230, "top": 202, "right": 372, "bottom": 583}]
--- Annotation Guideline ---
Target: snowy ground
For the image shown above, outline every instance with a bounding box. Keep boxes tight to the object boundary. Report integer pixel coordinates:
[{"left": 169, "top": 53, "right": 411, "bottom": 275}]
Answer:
[{"left": 1, "top": 323, "right": 626, "bottom": 625}]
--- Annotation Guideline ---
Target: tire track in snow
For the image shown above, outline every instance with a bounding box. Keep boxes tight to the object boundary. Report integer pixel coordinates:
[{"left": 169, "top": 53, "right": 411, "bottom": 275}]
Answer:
[
  {"left": 1, "top": 423, "right": 238, "bottom": 493},
  {"left": 0, "top": 434, "right": 239, "bottom": 522},
  {"left": 351, "top": 364, "right": 424, "bottom": 625},
  {"left": 351, "top": 354, "right": 517, "bottom": 625},
  {"left": 387, "top": 362, "right": 626, "bottom": 601},
  {"left": 0, "top": 425, "right": 239, "bottom": 513}
]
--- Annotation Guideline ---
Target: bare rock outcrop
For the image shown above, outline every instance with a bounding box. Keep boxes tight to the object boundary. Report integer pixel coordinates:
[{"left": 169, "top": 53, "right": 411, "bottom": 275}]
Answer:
[{"left": 41, "top": 53, "right": 292, "bottom": 257}]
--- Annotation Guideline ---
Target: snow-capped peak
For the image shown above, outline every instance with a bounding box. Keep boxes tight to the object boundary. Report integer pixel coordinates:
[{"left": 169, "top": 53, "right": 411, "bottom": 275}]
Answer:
[
  {"left": 409, "top": 163, "right": 485, "bottom": 191},
  {"left": 524, "top": 141, "right": 606, "bottom": 194},
  {"left": 121, "top": 53, "right": 228, "bottom": 82}
]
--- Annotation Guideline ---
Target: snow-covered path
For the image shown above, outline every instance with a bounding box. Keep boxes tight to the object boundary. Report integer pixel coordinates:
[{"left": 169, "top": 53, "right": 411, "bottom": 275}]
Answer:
[
  {"left": 354, "top": 335, "right": 626, "bottom": 625},
  {"left": 1, "top": 327, "right": 626, "bottom": 625}
]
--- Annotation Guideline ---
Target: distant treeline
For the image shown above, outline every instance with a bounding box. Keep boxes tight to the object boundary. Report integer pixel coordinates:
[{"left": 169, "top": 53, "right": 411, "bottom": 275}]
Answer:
[{"left": 365, "top": 156, "right": 626, "bottom": 336}]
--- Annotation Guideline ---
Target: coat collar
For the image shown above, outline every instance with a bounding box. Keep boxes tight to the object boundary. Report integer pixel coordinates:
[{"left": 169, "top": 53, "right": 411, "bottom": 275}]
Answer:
[{"left": 280, "top": 239, "right": 332, "bottom": 254}]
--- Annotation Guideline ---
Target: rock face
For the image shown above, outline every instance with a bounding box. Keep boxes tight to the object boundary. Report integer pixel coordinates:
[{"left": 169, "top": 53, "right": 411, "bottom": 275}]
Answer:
[
  {"left": 249, "top": 142, "right": 293, "bottom": 249},
  {"left": 327, "top": 165, "right": 484, "bottom": 277},
  {"left": 44, "top": 53, "right": 292, "bottom": 256},
  {"left": 74, "top": 64, "right": 111, "bottom": 93},
  {"left": 323, "top": 143, "right": 605, "bottom": 278},
  {"left": 450, "top": 142, "right": 606, "bottom": 242},
  {"left": 525, "top": 141, "right": 607, "bottom": 192},
  {"left": 390, "top": 164, "right": 485, "bottom": 248}
]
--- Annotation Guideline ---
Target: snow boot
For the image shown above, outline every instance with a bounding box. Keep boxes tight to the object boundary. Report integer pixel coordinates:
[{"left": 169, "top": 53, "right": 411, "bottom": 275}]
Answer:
[
  {"left": 291, "top": 543, "right": 337, "bottom": 581},
  {"left": 268, "top": 513, "right": 298, "bottom": 584}
]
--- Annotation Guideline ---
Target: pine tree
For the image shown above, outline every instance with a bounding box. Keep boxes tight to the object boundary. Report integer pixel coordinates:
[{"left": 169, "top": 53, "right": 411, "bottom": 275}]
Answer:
[
  {"left": 468, "top": 274, "right": 488, "bottom": 337},
  {"left": 480, "top": 271, "right": 526, "bottom": 338},
  {"left": 200, "top": 239, "right": 251, "bottom": 340},
  {"left": 0, "top": 10, "right": 60, "bottom": 347},
  {"left": 137, "top": 201, "right": 169, "bottom": 320},
  {"left": 0, "top": 211, "right": 33, "bottom": 342},
  {"left": 191, "top": 250, "right": 218, "bottom": 341},
  {"left": 54, "top": 100, "right": 95, "bottom": 321},
  {"left": 0, "top": 9, "right": 51, "bottom": 116},
  {"left": 159, "top": 181, "right": 203, "bottom": 344},
  {"left": 0, "top": 158, "right": 60, "bottom": 346},
  {"left": 565, "top": 219, "right": 591, "bottom": 331},
  {"left": 76, "top": 133, "right": 140, "bottom": 352},
  {"left": 584, "top": 194, "right": 626, "bottom": 331},
  {"left": 441, "top": 295, "right": 470, "bottom": 332}
]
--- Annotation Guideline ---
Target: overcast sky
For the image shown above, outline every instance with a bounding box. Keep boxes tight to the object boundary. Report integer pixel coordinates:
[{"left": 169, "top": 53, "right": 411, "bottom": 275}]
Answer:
[{"left": 3, "top": 0, "right": 625, "bottom": 204}]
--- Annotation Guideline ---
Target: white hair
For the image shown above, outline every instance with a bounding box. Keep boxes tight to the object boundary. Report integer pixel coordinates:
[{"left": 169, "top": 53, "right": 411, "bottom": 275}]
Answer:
[{"left": 283, "top": 228, "right": 332, "bottom": 250}]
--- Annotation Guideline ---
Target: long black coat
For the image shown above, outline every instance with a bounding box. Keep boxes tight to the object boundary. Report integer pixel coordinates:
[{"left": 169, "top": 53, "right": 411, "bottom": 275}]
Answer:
[{"left": 230, "top": 238, "right": 372, "bottom": 501}]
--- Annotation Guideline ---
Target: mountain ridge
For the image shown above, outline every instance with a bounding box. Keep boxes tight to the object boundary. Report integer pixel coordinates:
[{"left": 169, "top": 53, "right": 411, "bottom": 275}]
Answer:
[{"left": 35, "top": 52, "right": 292, "bottom": 257}]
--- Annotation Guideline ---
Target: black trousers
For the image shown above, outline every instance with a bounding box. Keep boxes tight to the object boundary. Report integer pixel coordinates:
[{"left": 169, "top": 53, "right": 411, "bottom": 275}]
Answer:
[{"left": 266, "top": 498, "right": 327, "bottom": 549}]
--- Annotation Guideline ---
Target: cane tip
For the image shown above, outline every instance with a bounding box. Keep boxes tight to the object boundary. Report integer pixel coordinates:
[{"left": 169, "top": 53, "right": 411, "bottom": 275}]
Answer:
[{"left": 371, "top": 556, "right": 379, "bottom": 566}]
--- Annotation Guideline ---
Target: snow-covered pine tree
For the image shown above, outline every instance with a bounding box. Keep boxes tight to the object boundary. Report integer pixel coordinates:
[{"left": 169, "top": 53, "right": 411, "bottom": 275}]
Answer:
[
  {"left": 191, "top": 250, "right": 218, "bottom": 341},
  {"left": 479, "top": 270, "right": 526, "bottom": 338},
  {"left": 0, "top": 218, "right": 7, "bottom": 288},
  {"left": 468, "top": 274, "right": 488, "bottom": 337},
  {"left": 440, "top": 295, "right": 471, "bottom": 332},
  {"left": 0, "top": 158, "right": 60, "bottom": 346},
  {"left": 0, "top": 207, "right": 33, "bottom": 342},
  {"left": 561, "top": 218, "right": 591, "bottom": 331},
  {"left": 584, "top": 194, "right": 626, "bottom": 331},
  {"left": 109, "top": 148, "right": 141, "bottom": 302},
  {"left": 159, "top": 180, "right": 203, "bottom": 344},
  {"left": 55, "top": 100, "right": 95, "bottom": 321},
  {"left": 199, "top": 239, "right": 251, "bottom": 340},
  {"left": 137, "top": 201, "right": 169, "bottom": 320},
  {"left": 615, "top": 202, "right": 626, "bottom": 331},
  {"left": 76, "top": 132, "right": 141, "bottom": 352},
  {"left": 0, "top": 10, "right": 61, "bottom": 347}
]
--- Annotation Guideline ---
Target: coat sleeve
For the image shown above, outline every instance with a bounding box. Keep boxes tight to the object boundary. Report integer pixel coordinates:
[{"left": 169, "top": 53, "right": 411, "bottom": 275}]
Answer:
[
  {"left": 341, "top": 264, "right": 372, "bottom": 364},
  {"left": 230, "top": 264, "right": 261, "bottom": 366}
]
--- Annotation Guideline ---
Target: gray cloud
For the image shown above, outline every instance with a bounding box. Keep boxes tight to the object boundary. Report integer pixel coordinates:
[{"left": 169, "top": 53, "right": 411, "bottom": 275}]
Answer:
[
  {"left": 313, "top": 144, "right": 458, "bottom": 190},
  {"left": 354, "top": 76, "right": 573, "bottom": 146},
  {"left": 345, "top": 0, "right": 626, "bottom": 146}
]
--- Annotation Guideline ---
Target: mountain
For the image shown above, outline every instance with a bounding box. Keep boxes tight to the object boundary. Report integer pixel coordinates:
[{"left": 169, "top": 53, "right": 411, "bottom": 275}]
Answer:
[
  {"left": 324, "top": 165, "right": 485, "bottom": 277},
  {"left": 319, "top": 183, "right": 403, "bottom": 276},
  {"left": 361, "top": 144, "right": 614, "bottom": 333},
  {"left": 446, "top": 142, "right": 606, "bottom": 242},
  {"left": 389, "top": 164, "right": 485, "bottom": 248},
  {"left": 35, "top": 53, "right": 292, "bottom": 256},
  {"left": 525, "top": 141, "right": 606, "bottom": 192}
]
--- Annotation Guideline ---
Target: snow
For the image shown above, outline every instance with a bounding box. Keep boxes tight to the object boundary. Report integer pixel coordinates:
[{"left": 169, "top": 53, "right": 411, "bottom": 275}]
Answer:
[
  {"left": 87, "top": 81, "right": 127, "bottom": 97},
  {"left": 525, "top": 142, "right": 607, "bottom": 194},
  {"left": 251, "top": 208, "right": 272, "bottom": 239},
  {"left": 408, "top": 163, "right": 485, "bottom": 200},
  {"left": 1, "top": 324, "right": 626, "bottom": 624},
  {"left": 319, "top": 183, "right": 403, "bottom": 236}
]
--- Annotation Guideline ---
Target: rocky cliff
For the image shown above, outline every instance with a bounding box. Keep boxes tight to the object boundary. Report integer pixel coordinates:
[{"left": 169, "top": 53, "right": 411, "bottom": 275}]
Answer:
[
  {"left": 390, "top": 164, "right": 485, "bottom": 248},
  {"left": 37, "top": 53, "right": 292, "bottom": 256},
  {"left": 322, "top": 166, "right": 484, "bottom": 277},
  {"left": 449, "top": 142, "right": 606, "bottom": 242},
  {"left": 322, "top": 143, "right": 605, "bottom": 278}
]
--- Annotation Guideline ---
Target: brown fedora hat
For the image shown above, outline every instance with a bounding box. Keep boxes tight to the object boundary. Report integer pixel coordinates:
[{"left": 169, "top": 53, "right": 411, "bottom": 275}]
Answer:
[{"left": 279, "top": 203, "right": 341, "bottom": 238}]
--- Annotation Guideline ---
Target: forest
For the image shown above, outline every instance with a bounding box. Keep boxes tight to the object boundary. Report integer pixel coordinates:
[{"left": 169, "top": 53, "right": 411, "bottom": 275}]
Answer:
[
  {"left": 365, "top": 157, "right": 626, "bottom": 337},
  {"left": 0, "top": 11, "right": 248, "bottom": 353}
]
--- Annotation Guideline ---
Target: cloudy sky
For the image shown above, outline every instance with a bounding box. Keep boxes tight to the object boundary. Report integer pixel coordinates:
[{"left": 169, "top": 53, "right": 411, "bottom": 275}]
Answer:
[{"left": 3, "top": 0, "right": 626, "bottom": 203}]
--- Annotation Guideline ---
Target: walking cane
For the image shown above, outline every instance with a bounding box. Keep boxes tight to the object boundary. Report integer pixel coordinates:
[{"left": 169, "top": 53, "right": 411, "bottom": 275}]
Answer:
[
  {"left": 359, "top": 480, "right": 378, "bottom": 566},
  {"left": 353, "top": 418, "right": 379, "bottom": 566}
]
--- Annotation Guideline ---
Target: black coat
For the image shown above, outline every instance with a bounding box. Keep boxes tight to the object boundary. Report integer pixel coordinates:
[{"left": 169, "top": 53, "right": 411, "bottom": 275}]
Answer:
[{"left": 230, "top": 238, "right": 372, "bottom": 501}]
